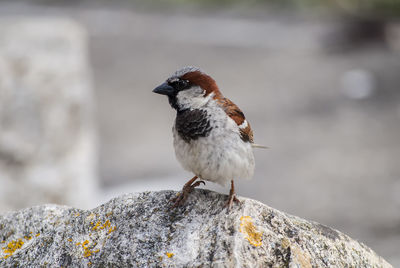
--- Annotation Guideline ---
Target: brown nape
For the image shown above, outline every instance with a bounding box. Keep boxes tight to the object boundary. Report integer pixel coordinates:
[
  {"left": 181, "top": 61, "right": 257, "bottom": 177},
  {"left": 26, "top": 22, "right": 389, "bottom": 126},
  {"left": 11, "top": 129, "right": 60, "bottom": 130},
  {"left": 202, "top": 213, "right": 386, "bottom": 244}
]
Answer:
[
  {"left": 181, "top": 71, "right": 222, "bottom": 97},
  {"left": 216, "top": 97, "right": 245, "bottom": 126}
]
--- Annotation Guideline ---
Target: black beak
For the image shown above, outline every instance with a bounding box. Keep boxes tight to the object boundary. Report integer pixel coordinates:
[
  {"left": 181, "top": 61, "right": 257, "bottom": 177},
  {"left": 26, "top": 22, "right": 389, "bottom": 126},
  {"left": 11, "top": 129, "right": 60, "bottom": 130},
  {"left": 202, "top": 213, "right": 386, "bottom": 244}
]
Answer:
[{"left": 153, "top": 82, "right": 175, "bottom": 96}]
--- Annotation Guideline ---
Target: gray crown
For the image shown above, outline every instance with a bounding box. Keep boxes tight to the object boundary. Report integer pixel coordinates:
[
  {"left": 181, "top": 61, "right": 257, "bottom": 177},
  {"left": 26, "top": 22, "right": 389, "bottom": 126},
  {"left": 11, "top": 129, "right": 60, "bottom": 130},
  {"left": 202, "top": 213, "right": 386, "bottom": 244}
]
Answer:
[{"left": 170, "top": 66, "right": 204, "bottom": 79}]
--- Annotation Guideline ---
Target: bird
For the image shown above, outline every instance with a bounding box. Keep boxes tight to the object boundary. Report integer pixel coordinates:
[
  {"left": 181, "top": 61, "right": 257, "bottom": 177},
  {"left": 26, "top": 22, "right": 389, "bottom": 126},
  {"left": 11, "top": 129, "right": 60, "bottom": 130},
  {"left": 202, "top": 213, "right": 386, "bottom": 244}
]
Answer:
[{"left": 153, "top": 66, "right": 265, "bottom": 209}]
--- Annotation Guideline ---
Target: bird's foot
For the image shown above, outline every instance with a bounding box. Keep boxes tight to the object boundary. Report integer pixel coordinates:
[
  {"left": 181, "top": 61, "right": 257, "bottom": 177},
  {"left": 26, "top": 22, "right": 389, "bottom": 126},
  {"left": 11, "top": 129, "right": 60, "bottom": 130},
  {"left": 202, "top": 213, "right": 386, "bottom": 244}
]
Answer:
[
  {"left": 224, "top": 194, "right": 240, "bottom": 210},
  {"left": 225, "top": 179, "right": 240, "bottom": 210},
  {"left": 171, "top": 177, "right": 205, "bottom": 208}
]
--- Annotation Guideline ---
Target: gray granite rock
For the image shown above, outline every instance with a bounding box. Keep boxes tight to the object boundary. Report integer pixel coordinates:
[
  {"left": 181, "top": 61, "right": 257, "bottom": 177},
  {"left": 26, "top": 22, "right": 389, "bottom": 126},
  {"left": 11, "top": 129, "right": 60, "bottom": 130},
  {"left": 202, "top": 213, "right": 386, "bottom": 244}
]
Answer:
[
  {"left": 0, "top": 18, "right": 98, "bottom": 212},
  {"left": 0, "top": 190, "right": 392, "bottom": 267}
]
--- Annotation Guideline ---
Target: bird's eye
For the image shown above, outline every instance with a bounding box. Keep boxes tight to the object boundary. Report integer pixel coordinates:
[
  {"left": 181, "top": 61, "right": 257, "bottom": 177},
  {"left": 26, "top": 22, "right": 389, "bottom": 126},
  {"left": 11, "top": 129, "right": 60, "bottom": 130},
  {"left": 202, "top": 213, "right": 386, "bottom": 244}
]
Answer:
[
  {"left": 178, "top": 79, "right": 189, "bottom": 89},
  {"left": 170, "top": 79, "right": 190, "bottom": 90}
]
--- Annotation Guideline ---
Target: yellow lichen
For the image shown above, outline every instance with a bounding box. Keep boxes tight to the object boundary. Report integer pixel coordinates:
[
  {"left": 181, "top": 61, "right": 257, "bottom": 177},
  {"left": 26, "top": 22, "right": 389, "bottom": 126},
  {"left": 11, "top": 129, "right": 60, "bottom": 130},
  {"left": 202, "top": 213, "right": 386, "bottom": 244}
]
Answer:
[
  {"left": 239, "top": 216, "right": 263, "bottom": 247},
  {"left": 83, "top": 248, "right": 92, "bottom": 258},
  {"left": 75, "top": 218, "right": 117, "bottom": 258},
  {"left": 92, "top": 220, "right": 111, "bottom": 231},
  {"left": 165, "top": 252, "right": 174, "bottom": 258},
  {"left": 92, "top": 219, "right": 116, "bottom": 235},
  {"left": 92, "top": 221, "right": 101, "bottom": 231},
  {"left": 103, "top": 220, "right": 111, "bottom": 229},
  {"left": 108, "top": 226, "right": 116, "bottom": 234},
  {"left": 2, "top": 239, "right": 24, "bottom": 259},
  {"left": 35, "top": 233, "right": 40, "bottom": 237},
  {"left": 76, "top": 240, "right": 100, "bottom": 258}
]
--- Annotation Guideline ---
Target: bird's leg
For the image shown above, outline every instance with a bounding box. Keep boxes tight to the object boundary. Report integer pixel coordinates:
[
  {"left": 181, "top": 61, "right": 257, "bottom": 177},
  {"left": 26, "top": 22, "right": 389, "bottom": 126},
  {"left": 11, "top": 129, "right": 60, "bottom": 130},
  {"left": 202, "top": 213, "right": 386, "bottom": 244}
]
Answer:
[
  {"left": 171, "top": 176, "right": 205, "bottom": 207},
  {"left": 225, "top": 180, "right": 240, "bottom": 210}
]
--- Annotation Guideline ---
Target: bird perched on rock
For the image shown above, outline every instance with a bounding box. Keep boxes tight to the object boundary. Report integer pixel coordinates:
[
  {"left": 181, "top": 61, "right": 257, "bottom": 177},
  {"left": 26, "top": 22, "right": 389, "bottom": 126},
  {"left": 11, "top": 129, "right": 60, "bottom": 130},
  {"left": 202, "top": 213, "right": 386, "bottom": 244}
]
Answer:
[{"left": 153, "top": 66, "right": 265, "bottom": 209}]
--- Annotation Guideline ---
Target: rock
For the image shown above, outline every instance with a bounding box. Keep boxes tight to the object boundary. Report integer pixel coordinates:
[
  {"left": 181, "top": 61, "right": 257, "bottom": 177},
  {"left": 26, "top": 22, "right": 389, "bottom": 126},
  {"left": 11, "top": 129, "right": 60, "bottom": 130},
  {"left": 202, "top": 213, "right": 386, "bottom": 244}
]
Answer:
[
  {"left": 0, "top": 18, "right": 98, "bottom": 212},
  {"left": 0, "top": 190, "right": 392, "bottom": 267}
]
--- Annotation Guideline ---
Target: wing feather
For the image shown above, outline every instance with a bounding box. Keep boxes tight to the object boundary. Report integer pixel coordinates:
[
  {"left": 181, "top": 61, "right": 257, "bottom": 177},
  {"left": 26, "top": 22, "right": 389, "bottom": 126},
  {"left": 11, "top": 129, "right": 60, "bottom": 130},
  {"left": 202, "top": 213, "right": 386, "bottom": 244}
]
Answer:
[{"left": 216, "top": 97, "right": 254, "bottom": 143}]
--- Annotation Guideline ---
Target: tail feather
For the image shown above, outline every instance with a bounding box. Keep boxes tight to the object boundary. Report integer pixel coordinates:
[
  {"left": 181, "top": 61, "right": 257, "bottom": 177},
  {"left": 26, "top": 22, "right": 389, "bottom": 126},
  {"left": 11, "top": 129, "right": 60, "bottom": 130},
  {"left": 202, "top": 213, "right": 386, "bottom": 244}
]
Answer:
[{"left": 251, "top": 143, "right": 269, "bottom": 149}]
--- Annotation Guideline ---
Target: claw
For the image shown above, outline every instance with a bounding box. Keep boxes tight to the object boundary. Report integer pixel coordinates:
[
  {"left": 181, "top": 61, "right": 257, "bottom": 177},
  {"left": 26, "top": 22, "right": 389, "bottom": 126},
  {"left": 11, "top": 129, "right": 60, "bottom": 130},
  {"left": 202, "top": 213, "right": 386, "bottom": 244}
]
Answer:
[
  {"left": 171, "top": 193, "right": 185, "bottom": 208},
  {"left": 191, "top": 180, "right": 206, "bottom": 188},
  {"left": 171, "top": 176, "right": 205, "bottom": 208}
]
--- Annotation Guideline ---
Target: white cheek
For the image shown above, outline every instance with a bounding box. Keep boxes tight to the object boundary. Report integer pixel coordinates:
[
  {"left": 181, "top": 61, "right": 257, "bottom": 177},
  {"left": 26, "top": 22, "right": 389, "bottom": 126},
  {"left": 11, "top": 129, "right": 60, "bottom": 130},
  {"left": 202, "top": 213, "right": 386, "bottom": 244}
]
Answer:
[{"left": 176, "top": 88, "right": 214, "bottom": 110}]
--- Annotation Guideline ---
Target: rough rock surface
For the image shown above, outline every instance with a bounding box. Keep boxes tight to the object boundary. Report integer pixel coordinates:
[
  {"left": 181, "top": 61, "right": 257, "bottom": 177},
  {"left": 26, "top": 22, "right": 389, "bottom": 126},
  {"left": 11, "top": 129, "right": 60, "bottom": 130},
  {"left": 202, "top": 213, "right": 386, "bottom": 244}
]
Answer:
[
  {"left": 0, "top": 190, "right": 391, "bottom": 267},
  {"left": 0, "top": 18, "right": 97, "bottom": 212}
]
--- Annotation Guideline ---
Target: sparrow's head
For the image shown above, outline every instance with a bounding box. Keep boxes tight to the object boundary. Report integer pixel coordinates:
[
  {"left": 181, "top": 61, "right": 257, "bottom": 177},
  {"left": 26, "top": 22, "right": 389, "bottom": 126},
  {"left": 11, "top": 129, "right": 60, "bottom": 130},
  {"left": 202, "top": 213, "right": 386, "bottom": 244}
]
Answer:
[{"left": 153, "top": 66, "right": 221, "bottom": 111}]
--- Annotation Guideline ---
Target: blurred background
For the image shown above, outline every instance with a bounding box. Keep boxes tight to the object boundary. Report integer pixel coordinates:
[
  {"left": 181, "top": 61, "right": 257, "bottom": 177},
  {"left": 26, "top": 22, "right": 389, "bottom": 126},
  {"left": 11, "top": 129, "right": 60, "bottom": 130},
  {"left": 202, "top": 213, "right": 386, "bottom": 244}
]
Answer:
[{"left": 0, "top": 0, "right": 399, "bottom": 264}]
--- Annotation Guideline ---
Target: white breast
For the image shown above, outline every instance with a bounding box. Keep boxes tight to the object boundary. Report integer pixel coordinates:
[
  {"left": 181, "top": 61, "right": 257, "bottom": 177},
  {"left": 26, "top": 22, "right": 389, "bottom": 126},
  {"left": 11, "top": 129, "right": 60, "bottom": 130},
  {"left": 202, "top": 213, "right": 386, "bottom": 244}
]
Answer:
[{"left": 172, "top": 99, "right": 255, "bottom": 186}]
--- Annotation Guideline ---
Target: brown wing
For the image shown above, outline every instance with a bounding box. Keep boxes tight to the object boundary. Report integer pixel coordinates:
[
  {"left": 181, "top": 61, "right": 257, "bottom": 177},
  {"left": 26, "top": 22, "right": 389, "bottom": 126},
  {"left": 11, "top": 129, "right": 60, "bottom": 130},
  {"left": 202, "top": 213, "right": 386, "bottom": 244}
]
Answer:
[
  {"left": 217, "top": 97, "right": 254, "bottom": 143},
  {"left": 239, "top": 122, "right": 254, "bottom": 143}
]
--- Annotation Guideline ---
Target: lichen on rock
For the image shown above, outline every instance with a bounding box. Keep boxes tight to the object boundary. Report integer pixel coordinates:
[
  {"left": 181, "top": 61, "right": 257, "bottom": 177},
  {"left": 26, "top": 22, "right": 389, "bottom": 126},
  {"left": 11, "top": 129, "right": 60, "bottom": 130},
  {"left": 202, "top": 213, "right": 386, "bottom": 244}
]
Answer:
[
  {"left": 239, "top": 216, "right": 263, "bottom": 247},
  {"left": 0, "top": 190, "right": 393, "bottom": 267}
]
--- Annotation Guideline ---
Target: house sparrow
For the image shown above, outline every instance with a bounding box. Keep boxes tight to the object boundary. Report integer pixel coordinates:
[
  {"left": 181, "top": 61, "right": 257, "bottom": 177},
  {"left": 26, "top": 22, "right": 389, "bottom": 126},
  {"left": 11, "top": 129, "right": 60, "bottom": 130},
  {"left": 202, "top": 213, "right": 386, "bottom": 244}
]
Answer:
[{"left": 153, "top": 66, "right": 264, "bottom": 209}]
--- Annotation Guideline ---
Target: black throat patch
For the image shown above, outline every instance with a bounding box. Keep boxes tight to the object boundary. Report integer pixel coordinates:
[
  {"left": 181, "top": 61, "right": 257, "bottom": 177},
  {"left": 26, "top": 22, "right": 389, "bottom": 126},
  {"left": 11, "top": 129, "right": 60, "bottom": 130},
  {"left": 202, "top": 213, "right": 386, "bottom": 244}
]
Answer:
[{"left": 175, "top": 109, "right": 212, "bottom": 143}]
